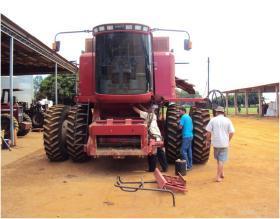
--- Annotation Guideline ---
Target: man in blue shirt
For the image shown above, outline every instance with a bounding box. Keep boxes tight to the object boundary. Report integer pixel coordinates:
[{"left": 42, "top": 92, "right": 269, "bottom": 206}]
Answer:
[{"left": 179, "top": 107, "right": 193, "bottom": 170}]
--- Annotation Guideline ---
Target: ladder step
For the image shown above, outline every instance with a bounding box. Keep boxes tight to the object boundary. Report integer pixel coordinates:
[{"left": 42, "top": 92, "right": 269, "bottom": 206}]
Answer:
[
  {"left": 75, "top": 133, "right": 87, "bottom": 136},
  {"left": 75, "top": 123, "right": 88, "bottom": 126}
]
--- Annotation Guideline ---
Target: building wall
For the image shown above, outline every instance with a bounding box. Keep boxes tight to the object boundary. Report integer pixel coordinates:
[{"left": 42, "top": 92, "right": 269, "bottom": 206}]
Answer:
[{"left": 1, "top": 75, "right": 34, "bottom": 105}]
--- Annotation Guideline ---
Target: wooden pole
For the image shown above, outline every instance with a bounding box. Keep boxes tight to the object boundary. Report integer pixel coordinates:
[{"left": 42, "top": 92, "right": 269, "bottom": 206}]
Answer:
[
  {"left": 207, "top": 57, "right": 210, "bottom": 96},
  {"left": 258, "top": 89, "right": 262, "bottom": 116},
  {"left": 245, "top": 91, "right": 248, "bottom": 115},
  {"left": 234, "top": 92, "right": 237, "bottom": 115},
  {"left": 225, "top": 92, "right": 229, "bottom": 115},
  {"left": 276, "top": 85, "right": 279, "bottom": 117}
]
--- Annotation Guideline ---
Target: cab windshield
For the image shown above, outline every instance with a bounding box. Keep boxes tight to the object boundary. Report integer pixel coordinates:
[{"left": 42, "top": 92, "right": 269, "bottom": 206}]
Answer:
[{"left": 95, "top": 32, "right": 153, "bottom": 94}]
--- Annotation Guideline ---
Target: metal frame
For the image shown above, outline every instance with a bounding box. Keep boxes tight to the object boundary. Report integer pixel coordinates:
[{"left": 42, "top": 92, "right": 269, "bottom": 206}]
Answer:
[
  {"left": 86, "top": 119, "right": 149, "bottom": 156},
  {"left": 114, "top": 176, "right": 176, "bottom": 207},
  {"left": 151, "top": 28, "right": 191, "bottom": 41},
  {"left": 9, "top": 37, "right": 14, "bottom": 145}
]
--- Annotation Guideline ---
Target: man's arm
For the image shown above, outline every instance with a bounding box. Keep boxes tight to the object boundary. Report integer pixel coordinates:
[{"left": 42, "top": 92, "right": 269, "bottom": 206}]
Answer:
[
  {"left": 206, "top": 131, "right": 211, "bottom": 148},
  {"left": 132, "top": 106, "right": 142, "bottom": 115},
  {"left": 228, "top": 119, "right": 235, "bottom": 142},
  {"left": 133, "top": 106, "right": 148, "bottom": 119},
  {"left": 138, "top": 104, "right": 148, "bottom": 112},
  {"left": 178, "top": 115, "right": 184, "bottom": 129},
  {"left": 206, "top": 131, "right": 211, "bottom": 141},
  {"left": 178, "top": 121, "right": 183, "bottom": 129},
  {"left": 229, "top": 132, "right": 234, "bottom": 141}
]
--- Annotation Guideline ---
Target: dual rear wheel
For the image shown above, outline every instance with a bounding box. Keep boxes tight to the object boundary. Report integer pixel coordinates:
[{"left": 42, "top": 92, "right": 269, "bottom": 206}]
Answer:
[
  {"left": 43, "top": 104, "right": 89, "bottom": 162},
  {"left": 165, "top": 104, "right": 210, "bottom": 164}
]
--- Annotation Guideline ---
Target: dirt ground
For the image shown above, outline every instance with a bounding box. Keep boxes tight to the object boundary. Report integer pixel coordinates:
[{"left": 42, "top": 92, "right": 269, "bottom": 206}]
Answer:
[{"left": 1, "top": 116, "right": 279, "bottom": 218}]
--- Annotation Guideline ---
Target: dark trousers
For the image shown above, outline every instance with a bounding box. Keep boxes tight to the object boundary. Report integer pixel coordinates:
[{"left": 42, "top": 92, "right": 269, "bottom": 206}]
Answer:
[{"left": 148, "top": 148, "right": 168, "bottom": 172}]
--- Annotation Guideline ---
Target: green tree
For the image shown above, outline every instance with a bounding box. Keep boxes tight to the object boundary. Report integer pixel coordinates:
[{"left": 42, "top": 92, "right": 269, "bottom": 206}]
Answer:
[
  {"left": 227, "top": 93, "right": 259, "bottom": 107},
  {"left": 33, "top": 75, "right": 43, "bottom": 95},
  {"left": 248, "top": 93, "right": 258, "bottom": 105},
  {"left": 36, "top": 74, "right": 76, "bottom": 105},
  {"left": 176, "top": 89, "right": 201, "bottom": 98}
]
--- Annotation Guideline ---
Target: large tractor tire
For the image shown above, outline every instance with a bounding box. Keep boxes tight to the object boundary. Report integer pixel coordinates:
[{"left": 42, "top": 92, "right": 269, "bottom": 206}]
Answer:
[
  {"left": 43, "top": 105, "right": 70, "bottom": 161},
  {"left": 165, "top": 103, "right": 182, "bottom": 163},
  {"left": 17, "top": 113, "right": 32, "bottom": 136},
  {"left": 32, "top": 112, "right": 44, "bottom": 128},
  {"left": 1, "top": 114, "right": 19, "bottom": 138},
  {"left": 189, "top": 106, "right": 210, "bottom": 164},
  {"left": 66, "top": 105, "right": 90, "bottom": 162}
]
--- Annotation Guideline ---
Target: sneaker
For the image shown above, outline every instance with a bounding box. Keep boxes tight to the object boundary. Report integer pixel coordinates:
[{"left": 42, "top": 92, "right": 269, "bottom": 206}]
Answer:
[{"left": 187, "top": 166, "right": 192, "bottom": 171}]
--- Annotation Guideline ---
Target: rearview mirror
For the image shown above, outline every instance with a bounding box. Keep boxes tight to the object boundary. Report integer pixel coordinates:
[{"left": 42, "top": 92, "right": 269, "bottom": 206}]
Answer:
[
  {"left": 184, "top": 39, "right": 192, "bottom": 50},
  {"left": 52, "top": 41, "right": 60, "bottom": 52}
]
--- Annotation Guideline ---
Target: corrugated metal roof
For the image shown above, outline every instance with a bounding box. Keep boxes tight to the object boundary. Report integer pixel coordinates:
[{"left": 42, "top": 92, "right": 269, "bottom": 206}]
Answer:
[
  {"left": 223, "top": 82, "right": 279, "bottom": 93},
  {"left": 1, "top": 14, "right": 78, "bottom": 75}
]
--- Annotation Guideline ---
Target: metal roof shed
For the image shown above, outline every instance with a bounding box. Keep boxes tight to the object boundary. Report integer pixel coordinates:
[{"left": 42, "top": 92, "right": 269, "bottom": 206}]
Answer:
[
  {"left": 1, "top": 14, "right": 78, "bottom": 145},
  {"left": 223, "top": 83, "right": 279, "bottom": 117}
]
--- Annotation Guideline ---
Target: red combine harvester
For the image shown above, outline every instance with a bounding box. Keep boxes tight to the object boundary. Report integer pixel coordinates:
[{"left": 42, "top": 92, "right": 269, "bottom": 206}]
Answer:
[{"left": 43, "top": 23, "right": 210, "bottom": 166}]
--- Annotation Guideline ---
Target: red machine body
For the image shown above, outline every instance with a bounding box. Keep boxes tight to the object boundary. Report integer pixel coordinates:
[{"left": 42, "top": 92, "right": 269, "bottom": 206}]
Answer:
[
  {"left": 75, "top": 23, "right": 201, "bottom": 158},
  {"left": 153, "top": 51, "right": 176, "bottom": 99},
  {"left": 1, "top": 89, "right": 32, "bottom": 136}
]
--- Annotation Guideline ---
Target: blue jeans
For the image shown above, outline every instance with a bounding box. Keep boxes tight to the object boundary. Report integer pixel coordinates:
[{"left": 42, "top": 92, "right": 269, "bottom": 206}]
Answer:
[{"left": 181, "top": 137, "right": 193, "bottom": 169}]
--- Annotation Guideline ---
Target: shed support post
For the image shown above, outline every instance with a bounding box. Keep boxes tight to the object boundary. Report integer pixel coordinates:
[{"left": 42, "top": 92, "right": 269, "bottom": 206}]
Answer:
[
  {"left": 234, "top": 92, "right": 237, "bottom": 115},
  {"left": 9, "top": 37, "right": 15, "bottom": 145},
  {"left": 276, "top": 85, "right": 279, "bottom": 117},
  {"left": 55, "top": 62, "right": 58, "bottom": 104},
  {"left": 245, "top": 91, "right": 248, "bottom": 115},
  {"left": 258, "top": 89, "right": 262, "bottom": 116},
  {"left": 225, "top": 93, "right": 229, "bottom": 115}
]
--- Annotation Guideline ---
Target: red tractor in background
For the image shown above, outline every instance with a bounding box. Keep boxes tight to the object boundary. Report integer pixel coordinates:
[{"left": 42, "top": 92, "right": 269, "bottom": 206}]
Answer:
[
  {"left": 1, "top": 89, "right": 32, "bottom": 138},
  {"left": 43, "top": 23, "right": 210, "bottom": 166}
]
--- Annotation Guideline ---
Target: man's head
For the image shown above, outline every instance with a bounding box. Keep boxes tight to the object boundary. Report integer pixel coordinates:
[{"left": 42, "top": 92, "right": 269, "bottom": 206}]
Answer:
[
  {"left": 148, "top": 104, "right": 158, "bottom": 113},
  {"left": 179, "top": 107, "right": 187, "bottom": 115},
  {"left": 215, "top": 106, "right": 225, "bottom": 115}
]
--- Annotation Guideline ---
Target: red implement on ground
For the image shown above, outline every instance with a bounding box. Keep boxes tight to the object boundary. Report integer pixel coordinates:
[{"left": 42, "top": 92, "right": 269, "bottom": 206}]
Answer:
[{"left": 154, "top": 168, "right": 187, "bottom": 192}]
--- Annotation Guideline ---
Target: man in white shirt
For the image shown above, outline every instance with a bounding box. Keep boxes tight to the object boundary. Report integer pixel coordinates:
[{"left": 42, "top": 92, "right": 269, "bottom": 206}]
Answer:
[
  {"left": 133, "top": 105, "right": 168, "bottom": 172},
  {"left": 133, "top": 105, "right": 162, "bottom": 141},
  {"left": 206, "top": 106, "right": 235, "bottom": 182}
]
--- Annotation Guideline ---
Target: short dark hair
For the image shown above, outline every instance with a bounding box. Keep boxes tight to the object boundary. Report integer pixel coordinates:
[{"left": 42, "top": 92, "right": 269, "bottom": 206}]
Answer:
[{"left": 180, "top": 107, "right": 186, "bottom": 113}]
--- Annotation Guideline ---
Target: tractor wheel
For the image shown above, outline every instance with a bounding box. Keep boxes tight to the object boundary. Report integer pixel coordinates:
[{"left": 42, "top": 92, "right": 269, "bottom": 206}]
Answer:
[
  {"left": 32, "top": 112, "right": 44, "bottom": 128},
  {"left": 165, "top": 103, "right": 182, "bottom": 163},
  {"left": 189, "top": 106, "right": 210, "bottom": 164},
  {"left": 1, "top": 114, "right": 19, "bottom": 138},
  {"left": 43, "top": 105, "right": 70, "bottom": 161},
  {"left": 66, "top": 105, "right": 90, "bottom": 162},
  {"left": 17, "top": 113, "right": 32, "bottom": 136}
]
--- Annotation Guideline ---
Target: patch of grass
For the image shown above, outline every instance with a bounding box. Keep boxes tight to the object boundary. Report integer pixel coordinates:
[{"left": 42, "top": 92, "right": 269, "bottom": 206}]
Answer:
[{"left": 227, "top": 107, "right": 258, "bottom": 114}]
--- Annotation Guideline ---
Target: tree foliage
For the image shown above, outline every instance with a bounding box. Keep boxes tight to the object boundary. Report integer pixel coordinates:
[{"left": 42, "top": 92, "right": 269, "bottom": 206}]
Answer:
[
  {"left": 176, "top": 89, "right": 201, "bottom": 98},
  {"left": 33, "top": 75, "right": 43, "bottom": 94},
  {"left": 227, "top": 93, "right": 259, "bottom": 106},
  {"left": 35, "top": 75, "right": 76, "bottom": 105}
]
